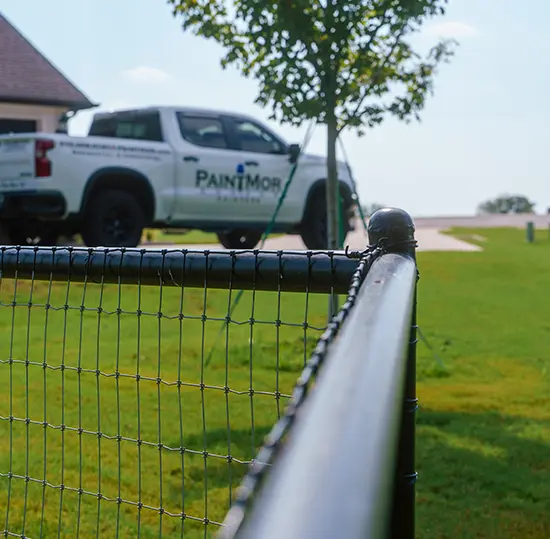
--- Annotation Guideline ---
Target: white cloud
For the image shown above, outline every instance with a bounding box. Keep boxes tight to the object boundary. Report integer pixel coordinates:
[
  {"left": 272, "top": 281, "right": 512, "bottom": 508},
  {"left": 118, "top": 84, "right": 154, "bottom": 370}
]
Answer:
[
  {"left": 424, "top": 21, "right": 478, "bottom": 39},
  {"left": 122, "top": 66, "right": 171, "bottom": 84}
]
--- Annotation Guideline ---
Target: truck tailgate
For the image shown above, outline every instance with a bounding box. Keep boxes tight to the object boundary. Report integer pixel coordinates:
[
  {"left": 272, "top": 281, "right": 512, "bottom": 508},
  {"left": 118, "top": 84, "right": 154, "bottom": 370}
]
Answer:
[{"left": 0, "top": 138, "right": 35, "bottom": 189}]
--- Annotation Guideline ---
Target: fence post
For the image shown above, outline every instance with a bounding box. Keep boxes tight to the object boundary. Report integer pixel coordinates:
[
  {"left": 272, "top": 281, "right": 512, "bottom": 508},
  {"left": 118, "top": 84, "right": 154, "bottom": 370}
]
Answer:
[
  {"left": 526, "top": 221, "right": 535, "bottom": 243},
  {"left": 368, "top": 207, "right": 418, "bottom": 539}
]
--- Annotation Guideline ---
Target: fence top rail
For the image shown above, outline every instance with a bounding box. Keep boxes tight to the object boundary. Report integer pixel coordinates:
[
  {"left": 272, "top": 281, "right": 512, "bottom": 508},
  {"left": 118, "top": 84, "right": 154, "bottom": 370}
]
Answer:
[
  {"left": 0, "top": 245, "right": 361, "bottom": 294},
  {"left": 220, "top": 207, "right": 418, "bottom": 539},
  {"left": 223, "top": 252, "right": 418, "bottom": 539}
]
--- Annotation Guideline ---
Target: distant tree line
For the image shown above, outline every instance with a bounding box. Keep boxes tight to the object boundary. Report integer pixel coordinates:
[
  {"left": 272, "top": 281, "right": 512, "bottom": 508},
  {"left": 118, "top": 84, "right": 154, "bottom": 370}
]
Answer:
[
  {"left": 362, "top": 195, "right": 537, "bottom": 218},
  {"left": 478, "top": 194, "right": 536, "bottom": 215}
]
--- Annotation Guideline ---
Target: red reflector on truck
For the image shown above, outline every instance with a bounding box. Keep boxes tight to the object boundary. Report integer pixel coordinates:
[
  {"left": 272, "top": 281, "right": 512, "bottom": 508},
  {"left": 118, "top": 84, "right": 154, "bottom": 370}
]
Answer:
[{"left": 35, "top": 139, "right": 55, "bottom": 178}]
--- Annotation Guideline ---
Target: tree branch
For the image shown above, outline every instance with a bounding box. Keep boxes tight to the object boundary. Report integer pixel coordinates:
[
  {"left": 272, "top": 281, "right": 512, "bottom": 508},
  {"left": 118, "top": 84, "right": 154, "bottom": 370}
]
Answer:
[
  {"left": 346, "top": 1, "right": 394, "bottom": 71},
  {"left": 337, "top": 23, "right": 408, "bottom": 135}
]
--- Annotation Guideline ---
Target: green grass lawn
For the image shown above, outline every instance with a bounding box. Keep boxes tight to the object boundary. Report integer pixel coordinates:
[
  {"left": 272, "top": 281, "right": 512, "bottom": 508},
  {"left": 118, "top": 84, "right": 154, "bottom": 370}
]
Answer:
[
  {"left": 143, "top": 229, "right": 220, "bottom": 245},
  {"left": 0, "top": 276, "right": 327, "bottom": 538},
  {"left": 68, "top": 229, "right": 221, "bottom": 246},
  {"left": 416, "top": 228, "right": 550, "bottom": 538},
  {"left": 1, "top": 227, "right": 549, "bottom": 538},
  {"left": 142, "top": 229, "right": 284, "bottom": 246},
  {"left": 69, "top": 229, "right": 280, "bottom": 246}
]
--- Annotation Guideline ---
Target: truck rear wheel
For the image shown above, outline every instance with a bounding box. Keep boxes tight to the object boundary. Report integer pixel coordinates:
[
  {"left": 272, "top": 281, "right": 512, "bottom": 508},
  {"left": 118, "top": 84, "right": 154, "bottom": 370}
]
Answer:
[
  {"left": 217, "top": 229, "right": 262, "bottom": 250},
  {"left": 81, "top": 189, "right": 145, "bottom": 247},
  {"left": 4, "top": 220, "right": 59, "bottom": 247}
]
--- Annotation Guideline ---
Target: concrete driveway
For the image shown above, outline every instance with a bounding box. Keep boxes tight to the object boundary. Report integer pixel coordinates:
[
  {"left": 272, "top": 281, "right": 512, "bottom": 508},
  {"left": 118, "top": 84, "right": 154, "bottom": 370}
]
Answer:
[
  {"left": 143, "top": 218, "right": 486, "bottom": 252},
  {"left": 3, "top": 214, "right": 538, "bottom": 252}
]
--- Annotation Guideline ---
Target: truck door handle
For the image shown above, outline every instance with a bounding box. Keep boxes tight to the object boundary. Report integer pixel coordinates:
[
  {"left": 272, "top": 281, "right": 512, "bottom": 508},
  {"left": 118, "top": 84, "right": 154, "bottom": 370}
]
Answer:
[
  {"left": 245, "top": 160, "right": 259, "bottom": 167},
  {"left": 183, "top": 156, "right": 199, "bottom": 162}
]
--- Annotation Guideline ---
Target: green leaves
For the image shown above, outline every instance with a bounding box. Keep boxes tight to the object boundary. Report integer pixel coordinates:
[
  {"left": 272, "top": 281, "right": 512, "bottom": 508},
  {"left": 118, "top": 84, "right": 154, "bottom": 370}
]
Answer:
[{"left": 168, "top": 0, "right": 457, "bottom": 132}]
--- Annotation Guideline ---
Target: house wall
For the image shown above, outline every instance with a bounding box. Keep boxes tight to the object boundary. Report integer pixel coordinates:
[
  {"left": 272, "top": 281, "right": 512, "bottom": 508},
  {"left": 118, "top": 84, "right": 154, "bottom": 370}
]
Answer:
[{"left": 0, "top": 102, "right": 68, "bottom": 133}]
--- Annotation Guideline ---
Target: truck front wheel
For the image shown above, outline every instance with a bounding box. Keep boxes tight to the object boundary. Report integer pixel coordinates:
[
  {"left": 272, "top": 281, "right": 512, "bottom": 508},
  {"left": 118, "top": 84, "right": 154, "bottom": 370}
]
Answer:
[
  {"left": 81, "top": 190, "right": 145, "bottom": 248},
  {"left": 300, "top": 189, "right": 352, "bottom": 250},
  {"left": 300, "top": 192, "right": 329, "bottom": 250},
  {"left": 217, "top": 229, "right": 262, "bottom": 250}
]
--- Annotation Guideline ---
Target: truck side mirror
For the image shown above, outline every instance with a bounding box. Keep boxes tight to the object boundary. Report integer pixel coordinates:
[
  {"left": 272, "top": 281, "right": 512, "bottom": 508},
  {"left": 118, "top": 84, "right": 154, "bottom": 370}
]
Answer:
[{"left": 288, "top": 143, "right": 301, "bottom": 164}]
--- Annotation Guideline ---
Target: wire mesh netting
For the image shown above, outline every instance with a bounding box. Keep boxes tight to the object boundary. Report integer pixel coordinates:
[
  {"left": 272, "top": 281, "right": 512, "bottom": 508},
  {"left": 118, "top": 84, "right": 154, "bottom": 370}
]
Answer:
[
  {"left": 219, "top": 243, "right": 383, "bottom": 538},
  {"left": 0, "top": 246, "right": 357, "bottom": 539}
]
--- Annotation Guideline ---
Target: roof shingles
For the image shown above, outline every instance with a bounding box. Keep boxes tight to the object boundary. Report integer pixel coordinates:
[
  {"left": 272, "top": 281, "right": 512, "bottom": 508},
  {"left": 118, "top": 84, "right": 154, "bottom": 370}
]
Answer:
[{"left": 0, "top": 13, "right": 96, "bottom": 110}]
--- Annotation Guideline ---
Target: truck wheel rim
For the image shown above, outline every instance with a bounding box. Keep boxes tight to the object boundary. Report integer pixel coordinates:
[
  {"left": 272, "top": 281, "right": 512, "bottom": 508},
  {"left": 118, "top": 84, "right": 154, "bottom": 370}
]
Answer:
[{"left": 103, "top": 208, "right": 133, "bottom": 242}]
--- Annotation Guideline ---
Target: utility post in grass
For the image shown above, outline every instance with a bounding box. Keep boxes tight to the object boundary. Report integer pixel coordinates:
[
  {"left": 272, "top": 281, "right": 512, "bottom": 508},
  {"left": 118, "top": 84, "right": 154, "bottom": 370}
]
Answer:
[{"left": 168, "top": 0, "right": 457, "bottom": 256}]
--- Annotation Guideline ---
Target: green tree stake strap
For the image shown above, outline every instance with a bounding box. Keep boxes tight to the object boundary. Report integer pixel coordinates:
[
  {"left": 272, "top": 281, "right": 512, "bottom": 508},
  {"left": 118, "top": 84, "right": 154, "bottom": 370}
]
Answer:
[
  {"left": 205, "top": 121, "right": 316, "bottom": 367},
  {"left": 328, "top": 188, "right": 345, "bottom": 318},
  {"left": 328, "top": 137, "right": 358, "bottom": 318},
  {"left": 338, "top": 136, "right": 368, "bottom": 233}
]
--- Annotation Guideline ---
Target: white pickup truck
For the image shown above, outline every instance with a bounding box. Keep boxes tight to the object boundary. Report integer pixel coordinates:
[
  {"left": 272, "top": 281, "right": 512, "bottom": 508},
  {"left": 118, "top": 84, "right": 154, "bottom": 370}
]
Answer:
[{"left": 0, "top": 106, "right": 357, "bottom": 249}]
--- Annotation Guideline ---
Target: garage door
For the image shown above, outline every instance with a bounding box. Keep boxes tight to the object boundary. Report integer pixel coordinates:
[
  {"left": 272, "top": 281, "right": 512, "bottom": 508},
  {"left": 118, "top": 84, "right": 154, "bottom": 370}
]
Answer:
[{"left": 0, "top": 119, "right": 37, "bottom": 135}]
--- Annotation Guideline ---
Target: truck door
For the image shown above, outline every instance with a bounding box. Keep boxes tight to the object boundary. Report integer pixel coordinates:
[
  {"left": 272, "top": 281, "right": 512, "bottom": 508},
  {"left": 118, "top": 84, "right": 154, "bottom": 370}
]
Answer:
[
  {"left": 174, "top": 112, "right": 261, "bottom": 225},
  {"left": 223, "top": 116, "right": 295, "bottom": 224}
]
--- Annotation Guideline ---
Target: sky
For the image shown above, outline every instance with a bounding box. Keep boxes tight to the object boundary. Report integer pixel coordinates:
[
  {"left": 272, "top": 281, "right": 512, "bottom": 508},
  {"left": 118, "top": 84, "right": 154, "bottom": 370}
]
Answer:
[{"left": 1, "top": 0, "right": 549, "bottom": 217}]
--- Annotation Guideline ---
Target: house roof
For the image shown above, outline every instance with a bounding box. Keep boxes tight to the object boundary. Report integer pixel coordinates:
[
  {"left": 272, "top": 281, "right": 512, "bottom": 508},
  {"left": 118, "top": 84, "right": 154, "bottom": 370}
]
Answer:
[{"left": 0, "top": 13, "right": 97, "bottom": 111}]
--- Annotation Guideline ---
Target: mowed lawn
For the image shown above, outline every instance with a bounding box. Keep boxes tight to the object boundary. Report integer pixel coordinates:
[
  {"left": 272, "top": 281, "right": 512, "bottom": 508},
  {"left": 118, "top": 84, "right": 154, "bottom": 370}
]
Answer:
[
  {"left": 0, "top": 271, "right": 327, "bottom": 538},
  {"left": 416, "top": 228, "right": 550, "bottom": 538},
  {"left": 142, "top": 229, "right": 283, "bottom": 246},
  {"left": 0, "top": 227, "right": 549, "bottom": 538},
  {"left": 143, "top": 229, "right": 220, "bottom": 245}
]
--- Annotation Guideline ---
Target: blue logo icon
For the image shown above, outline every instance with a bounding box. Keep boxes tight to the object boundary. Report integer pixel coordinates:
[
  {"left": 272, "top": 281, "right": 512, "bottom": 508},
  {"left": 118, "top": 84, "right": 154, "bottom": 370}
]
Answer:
[{"left": 236, "top": 163, "right": 245, "bottom": 174}]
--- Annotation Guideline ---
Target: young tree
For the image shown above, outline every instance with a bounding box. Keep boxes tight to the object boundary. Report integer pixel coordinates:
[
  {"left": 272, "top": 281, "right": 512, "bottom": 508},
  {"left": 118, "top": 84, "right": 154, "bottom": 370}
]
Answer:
[{"left": 169, "top": 0, "right": 457, "bottom": 249}]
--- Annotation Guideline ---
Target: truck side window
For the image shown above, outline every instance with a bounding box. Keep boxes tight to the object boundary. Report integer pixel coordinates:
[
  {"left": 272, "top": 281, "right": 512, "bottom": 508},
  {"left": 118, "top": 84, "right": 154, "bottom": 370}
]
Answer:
[
  {"left": 232, "top": 120, "right": 284, "bottom": 154},
  {"left": 176, "top": 114, "right": 228, "bottom": 149},
  {"left": 89, "top": 112, "right": 164, "bottom": 142}
]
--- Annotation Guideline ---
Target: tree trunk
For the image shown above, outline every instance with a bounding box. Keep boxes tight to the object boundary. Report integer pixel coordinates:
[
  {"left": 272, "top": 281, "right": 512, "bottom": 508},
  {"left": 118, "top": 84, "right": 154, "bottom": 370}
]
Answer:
[
  {"left": 324, "top": 0, "right": 339, "bottom": 317},
  {"left": 326, "top": 107, "right": 340, "bottom": 252},
  {"left": 326, "top": 106, "right": 340, "bottom": 317}
]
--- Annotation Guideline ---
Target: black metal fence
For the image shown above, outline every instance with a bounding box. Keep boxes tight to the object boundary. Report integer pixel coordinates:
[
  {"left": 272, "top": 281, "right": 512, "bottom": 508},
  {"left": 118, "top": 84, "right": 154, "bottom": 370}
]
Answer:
[{"left": 0, "top": 208, "right": 418, "bottom": 539}]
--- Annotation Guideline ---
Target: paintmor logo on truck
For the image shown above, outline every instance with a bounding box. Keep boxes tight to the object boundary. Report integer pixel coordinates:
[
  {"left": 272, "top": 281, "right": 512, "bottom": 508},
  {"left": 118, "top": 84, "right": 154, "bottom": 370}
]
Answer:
[{"left": 196, "top": 170, "right": 282, "bottom": 194}]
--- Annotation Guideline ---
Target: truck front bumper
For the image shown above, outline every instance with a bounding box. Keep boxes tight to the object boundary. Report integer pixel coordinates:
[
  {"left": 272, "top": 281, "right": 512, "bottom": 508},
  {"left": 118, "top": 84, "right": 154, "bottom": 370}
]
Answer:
[{"left": 0, "top": 190, "right": 67, "bottom": 220}]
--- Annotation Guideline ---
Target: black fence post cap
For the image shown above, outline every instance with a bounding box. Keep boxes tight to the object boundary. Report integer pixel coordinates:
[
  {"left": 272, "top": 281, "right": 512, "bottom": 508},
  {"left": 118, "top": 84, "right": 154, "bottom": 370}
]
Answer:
[{"left": 367, "top": 207, "right": 416, "bottom": 254}]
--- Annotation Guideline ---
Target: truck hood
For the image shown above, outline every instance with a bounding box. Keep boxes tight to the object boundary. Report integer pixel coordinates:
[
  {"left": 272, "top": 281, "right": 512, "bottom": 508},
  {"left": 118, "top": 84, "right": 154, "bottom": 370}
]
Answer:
[
  {"left": 300, "top": 152, "right": 352, "bottom": 179},
  {"left": 301, "top": 152, "right": 347, "bottom": 168}
]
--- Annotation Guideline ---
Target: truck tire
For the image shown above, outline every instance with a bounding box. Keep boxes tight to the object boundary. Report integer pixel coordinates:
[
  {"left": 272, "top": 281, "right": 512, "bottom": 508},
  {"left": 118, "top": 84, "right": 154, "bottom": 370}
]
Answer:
[
  {"left": 4, "top": 220, "right": 59, "bottom": 247},
  {"left": 81, "top": 189, "right": 145, "bottom": 247},
  {"left": 300, "top": 192, "right": 329, "bottom": 250},
  {"left": 300, "top": 188, "right": 352, "bottom": 250},
  {"left": 217, "top": 229, "right": 262, "bottom": 250}
]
